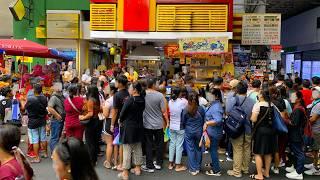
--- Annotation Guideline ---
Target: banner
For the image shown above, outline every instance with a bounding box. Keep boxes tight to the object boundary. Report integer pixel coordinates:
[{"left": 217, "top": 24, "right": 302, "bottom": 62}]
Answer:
[
  {"left": 16, "top": 56, "right": 33, "bottom": 63},
  {"left": 179, "top": 37, "right": 228, "bottom": 54},
  {"left": 242, "top": 14, "right": 281, "bottom": 45}
]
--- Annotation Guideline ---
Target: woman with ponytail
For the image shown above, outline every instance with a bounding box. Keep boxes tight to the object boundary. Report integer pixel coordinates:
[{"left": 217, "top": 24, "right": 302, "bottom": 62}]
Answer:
[
  {"left": 64, "top": 84, "right": 85, "bottom": 140},
  {"left": 0, "top": 124, "right": 34, "bottom": 180},
  {"left": 117, "top": 81, "right": 145, "bottom": 180},
  {"left": 182, "top": 91, "right": 205, "bottom": 176},
  {"left": 168, "top": 87, "right": 188, "bottom": 171}
]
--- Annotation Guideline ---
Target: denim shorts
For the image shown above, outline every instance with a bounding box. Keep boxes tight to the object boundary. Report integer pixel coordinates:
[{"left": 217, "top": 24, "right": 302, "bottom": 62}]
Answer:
[{"left": 28, "top": 126, "right": 47, "bottom": 144}]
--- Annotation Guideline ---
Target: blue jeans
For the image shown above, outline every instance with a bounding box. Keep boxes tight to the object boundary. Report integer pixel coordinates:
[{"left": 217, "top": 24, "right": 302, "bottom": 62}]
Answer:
[
  {"left": 185, "top": 131, "right": 202, "bottom": 172},
  {"left": 208, "top": 134, "right": 222, "bottom": 173},
  {"left": 169, "top": 129, "right": 185, "bottom": 164},
  {"left": 290, "top": 142, "right": 305, "bottom": 174},
  {"left": 50, "top": 120, "right": 64, "bottom": 152}
]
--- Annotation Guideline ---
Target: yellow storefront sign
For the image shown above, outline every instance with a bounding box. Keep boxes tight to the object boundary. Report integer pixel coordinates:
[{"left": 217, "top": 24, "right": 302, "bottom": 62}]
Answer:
[
  {"left": 16, "top": 56, "right": 33, "bottom": 63},
  {"left": 179, "top": 37, "right": 229, "bottom": 54}
]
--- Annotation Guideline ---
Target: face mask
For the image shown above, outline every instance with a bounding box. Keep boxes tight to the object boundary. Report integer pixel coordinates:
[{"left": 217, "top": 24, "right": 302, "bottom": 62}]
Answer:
[
  {"left": 290, "top": 94, "right": 297, "bottom": 103},
  {"left": 312, "top": 90, "right": 320, "bottom": 100}
]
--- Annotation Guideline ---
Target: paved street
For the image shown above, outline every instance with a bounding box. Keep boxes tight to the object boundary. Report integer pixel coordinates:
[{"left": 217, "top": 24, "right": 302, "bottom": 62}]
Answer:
[{"left": 25, "top": 141, "right": 319, "bottom": 180}]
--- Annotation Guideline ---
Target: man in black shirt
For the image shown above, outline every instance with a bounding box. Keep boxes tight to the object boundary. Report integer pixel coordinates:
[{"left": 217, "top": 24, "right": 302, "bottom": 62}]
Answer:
[
  {"left": 25, "top": 84, "right": 48, "bottom": 163},
  {"left": 111, "top": 75, "right": 129, "bottom": 170}
]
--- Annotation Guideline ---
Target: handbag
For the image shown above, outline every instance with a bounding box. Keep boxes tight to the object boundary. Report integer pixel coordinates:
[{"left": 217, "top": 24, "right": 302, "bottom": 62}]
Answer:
[
  {"left": 67, "top": 98, "right": 89, "bottom": 125},
  {"left": 272, "top": 105, "right": 288, "bottom": 133}
]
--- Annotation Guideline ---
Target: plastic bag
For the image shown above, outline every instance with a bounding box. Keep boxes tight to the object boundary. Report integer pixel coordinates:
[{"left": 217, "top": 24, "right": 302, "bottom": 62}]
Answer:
[
  {"left": 164, "top": 127, "right": 171, "bottom": 142},
  {"left": 199, "top": 131, "right": 211, "bottom": 148}
]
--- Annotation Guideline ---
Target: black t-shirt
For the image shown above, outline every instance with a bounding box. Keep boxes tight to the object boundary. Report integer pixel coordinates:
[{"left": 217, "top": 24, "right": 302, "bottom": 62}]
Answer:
[
  {"left": 289, "top": 108, "right": 306, "bottom": 142},
  {"left": 272, "top": 98, "right": 286, "bottom": 112},
  {"left": 113, "top": 89, "right": 129, "bottom": 123},
  {"left": 26, "top": 95, "right": 48, "bottom": 129}
]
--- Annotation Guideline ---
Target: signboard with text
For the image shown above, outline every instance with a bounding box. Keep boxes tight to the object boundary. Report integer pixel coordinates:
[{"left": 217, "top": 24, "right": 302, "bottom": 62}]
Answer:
[
  {"left": 242, "top": 14, "right": 281, "bottom": 45},
  {"left": 179, "top": 37, "right": 228, "bottom": 54}
]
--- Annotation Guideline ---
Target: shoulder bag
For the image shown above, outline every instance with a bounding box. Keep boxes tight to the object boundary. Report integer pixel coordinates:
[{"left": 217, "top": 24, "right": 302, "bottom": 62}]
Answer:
[{"left": 67, "top": 98, "right": 89, "bottom": 125}]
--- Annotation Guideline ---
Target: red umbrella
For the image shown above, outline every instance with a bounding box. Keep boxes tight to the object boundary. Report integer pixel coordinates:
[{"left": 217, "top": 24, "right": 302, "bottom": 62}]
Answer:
[{"left": 0, "top": 39, "right": 72, "bottom": 60}]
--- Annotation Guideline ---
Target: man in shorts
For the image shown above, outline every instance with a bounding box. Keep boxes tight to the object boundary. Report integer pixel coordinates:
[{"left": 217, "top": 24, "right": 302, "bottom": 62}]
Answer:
[{"left": 25, "top": 83, "right": 48, "bottom": 163}]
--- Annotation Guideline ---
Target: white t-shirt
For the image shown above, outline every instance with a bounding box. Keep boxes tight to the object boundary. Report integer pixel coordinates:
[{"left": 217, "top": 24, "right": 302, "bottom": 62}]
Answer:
[
  {"left": 199, "top": 97, "right": 208, "bottom": 107},
  {"left": 169, "top": 98, "right": 188, "bottom": 130},
  {"left": 104, "top": 96, "right": 114, "bottom": 119}
]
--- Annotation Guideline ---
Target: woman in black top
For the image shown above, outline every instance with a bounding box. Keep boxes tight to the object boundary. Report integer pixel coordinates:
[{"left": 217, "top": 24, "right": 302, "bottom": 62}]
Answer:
[
  {"left": 285, "top": 90, "right": 306, "bottom": 179},
  {"left": 251, "top": 89, "right": 277, "bottom": 179},
  {"left": 118, "top": 81, "right": 145, "bottom": 180}
]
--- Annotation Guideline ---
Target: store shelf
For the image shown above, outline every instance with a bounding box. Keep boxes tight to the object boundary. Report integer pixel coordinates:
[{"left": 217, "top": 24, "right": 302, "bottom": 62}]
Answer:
[{"left": 192, "top": 66, "right": 222, "bottom": 69}]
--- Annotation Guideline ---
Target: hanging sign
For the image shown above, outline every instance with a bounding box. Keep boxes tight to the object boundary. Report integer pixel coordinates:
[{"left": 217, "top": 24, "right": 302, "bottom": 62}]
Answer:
[
  {"left": 16, "top": 56, "right": 33, "bottom": 63},
  {"left": 242, "top": 14, "right": 281, "bottom": 45},
  {"left": 179, "top": 37, "right": 228, "bottom": 54}
]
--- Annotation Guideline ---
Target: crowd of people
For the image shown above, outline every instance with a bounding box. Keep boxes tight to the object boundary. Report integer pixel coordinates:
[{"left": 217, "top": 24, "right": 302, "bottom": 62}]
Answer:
[{"left": 0, "top": 66, "right": 319, "bottom": 180}]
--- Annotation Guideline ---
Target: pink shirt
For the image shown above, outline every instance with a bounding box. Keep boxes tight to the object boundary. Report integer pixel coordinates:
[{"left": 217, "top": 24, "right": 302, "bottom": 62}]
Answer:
[{"left": 0, "top": 159, "right": 24, "bottom": 180}]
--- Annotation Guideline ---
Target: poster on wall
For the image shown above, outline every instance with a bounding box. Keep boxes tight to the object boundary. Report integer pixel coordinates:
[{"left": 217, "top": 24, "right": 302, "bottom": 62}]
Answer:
[
  {"left": 233, "top": 53, "right": 250, "bottom": 78},
  {"left": 179, "top": 37, "right": 228, "bottom": 53},
  {"left": 242, "top": 14, "right": 281, "bottom": 45}
]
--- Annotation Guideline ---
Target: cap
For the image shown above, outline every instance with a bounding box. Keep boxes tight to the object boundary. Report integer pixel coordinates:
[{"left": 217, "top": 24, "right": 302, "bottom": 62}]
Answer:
[
  {"left": 229, "top": 79, "right": 240, "bottom": 89},
  {"left": 313, "top": 86, "right": 320, "bottom": 92}
]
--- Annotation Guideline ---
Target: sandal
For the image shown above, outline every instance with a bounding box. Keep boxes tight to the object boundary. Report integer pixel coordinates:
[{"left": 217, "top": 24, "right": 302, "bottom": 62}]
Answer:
[
  {"left": 117, "top": 165, "right": 124, "bottom": 171},
  {"left": 175, "top": 166, "right": 187, "bottom": 172},
  {"left": 103, "top": 161, "right": 112, "bottom": 169},
  {"left": 168, "top": 164, "right": 175, "bottom": 170},
  {"left": 249, "top": 174, "right": 264, "bottom": 180},
  {"left": 117, "top": 172, "right": 129, "bottom": 180},
  {"left": 30, "top": 158, "right": 41, "bottom": 163},
  {"left": 130, "top": 168, "right": 141, "bottom": 176}
]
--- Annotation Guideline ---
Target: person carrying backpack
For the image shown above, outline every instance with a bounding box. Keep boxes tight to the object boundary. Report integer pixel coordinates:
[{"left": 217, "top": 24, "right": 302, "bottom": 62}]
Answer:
[{"left": 225, "top": 81, "right": 255, "bottom": 178}]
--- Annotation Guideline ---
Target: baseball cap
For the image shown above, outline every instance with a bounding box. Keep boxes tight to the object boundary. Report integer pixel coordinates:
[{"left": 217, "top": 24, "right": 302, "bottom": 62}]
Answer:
[{"left": 229, "top": 79, "right": 240, "bottom": 89}]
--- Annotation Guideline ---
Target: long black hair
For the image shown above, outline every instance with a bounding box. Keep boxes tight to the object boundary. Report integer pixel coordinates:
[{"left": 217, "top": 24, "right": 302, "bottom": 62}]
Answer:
[
  {"left": 187, "top": 91, "right": 199, "bottom": 117},
  {"left": 0, "top": 125, "right": 34, "bottom": 179},
  {"left": 87, "top": 85, "right": 100, "bottom": 107},
  {"left": 294, "top": 90, "right": 306, "bottom": 109},
  {"left": 211, "top": 88, "right": 223, "bottom": 103},
  {"left": 171, "top": 87, "right": 180, "bottom": 100},
  {"left": 68, "top": 84, "right": 79, "bottom": 99},
  {"left": 132, "top": 81, "right": 146, "bottom": 97},
  {"left": 54, "top": 137, "right": 98, "bottom": 180}
]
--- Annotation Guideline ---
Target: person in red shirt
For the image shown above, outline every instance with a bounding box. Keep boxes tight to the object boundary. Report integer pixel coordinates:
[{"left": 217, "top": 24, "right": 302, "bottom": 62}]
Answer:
[
  {"left": 64, "top": 84, "right": 85, "bottom": 140},
  {"left": 300, "top": 79, "right": 313, "bottom": 106},
  {"left": 0, "top": 125, "right": 34, "bottom": 180}
]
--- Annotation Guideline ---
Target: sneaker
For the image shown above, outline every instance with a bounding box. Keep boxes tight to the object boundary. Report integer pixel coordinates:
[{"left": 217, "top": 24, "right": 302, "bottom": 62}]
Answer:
[
  {"left": 271, "top": 166, "right": 279, "bottom": 174},
  {"left": 227, "top": 170, "right": 242, "bottom": 178},
  {"left": 141, "top": 165, "right": 155, "bottom": 173},
  {"left": 206, "top": 170, "right": 222, "bottom": 176},
  {"left": 304, "top": 163, "right": 314, "bottom": 169},
  {"left": 153, "top": 161, "right": 162, "bottom": 170},
  {"left": 286, "top": 170, "right": 303, "bottom": 180},
  {"left": 226, "top": 157, "right": 233, "bottom": 162},
  {"left": 304, "top": 167, "right": 319, "bottom": 175},
  {"left": 189, "top": 170, "right": 199, "bottom": 176},
  {"left": 279, "top": 161, "right": 286, "bottom": 167},
  {"left": 286, "top": 165, "right": 296, "bottom": 173}
]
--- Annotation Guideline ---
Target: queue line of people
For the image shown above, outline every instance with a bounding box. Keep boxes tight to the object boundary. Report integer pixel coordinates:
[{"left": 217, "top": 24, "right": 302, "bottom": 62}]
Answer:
[{"left": 0, "top": 72, "right": 320, "bottom": 180}]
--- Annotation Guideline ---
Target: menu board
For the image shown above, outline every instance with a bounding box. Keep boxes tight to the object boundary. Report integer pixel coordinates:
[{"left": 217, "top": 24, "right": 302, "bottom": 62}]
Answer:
[
  {"left": 302, "top": 61, "right": 312, "bottom": 80},
  {"left": 242, "top": 14, "right": 281, "bottom": 45}
]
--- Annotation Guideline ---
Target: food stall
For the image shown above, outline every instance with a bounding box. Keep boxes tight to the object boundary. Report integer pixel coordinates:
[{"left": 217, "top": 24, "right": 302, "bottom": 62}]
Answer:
[
  {"left": 126, "top": 45, "right": 161, "bottom": 77},
  {"left": 178, "top": 37, "right": 234, "bottom": 87}
]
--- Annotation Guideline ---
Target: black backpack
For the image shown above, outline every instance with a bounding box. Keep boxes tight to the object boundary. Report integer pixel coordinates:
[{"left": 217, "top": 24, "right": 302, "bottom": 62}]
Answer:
[{"left": 224, "top": 95, "right": 247, "bottom": 139}]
